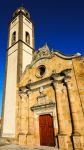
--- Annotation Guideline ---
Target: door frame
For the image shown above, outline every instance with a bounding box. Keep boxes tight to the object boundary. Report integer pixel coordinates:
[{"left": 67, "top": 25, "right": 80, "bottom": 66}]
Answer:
[
  {"left": 39, "top": 114, "right": 55, "bottom": 146},
  {"left": 33, "top": 109, "right": 58, "bottom": 147}
]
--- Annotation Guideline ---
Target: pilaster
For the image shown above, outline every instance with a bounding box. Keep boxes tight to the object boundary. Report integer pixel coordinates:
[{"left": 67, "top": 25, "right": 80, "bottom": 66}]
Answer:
[
  {"left": 53, "top": 81, "right": 73, "bottom": 149},
  {"left": 18, "top": 93, "right": 28, "bottom": 145},
  {"left": 17, "top": 13, "right": 23, "bottom": 82},
  {"left": 65, "top": 79, "right": 84, "bottom": 135},
  {"left": 65, "top": 79, "right": 84, "bottom": 150}
]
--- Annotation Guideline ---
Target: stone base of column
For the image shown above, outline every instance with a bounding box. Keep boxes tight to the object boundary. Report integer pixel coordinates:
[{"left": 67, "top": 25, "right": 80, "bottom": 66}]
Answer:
[
  {"left": 73, "top": 135, "right": 84, "bottom": 150},
  {"left": 18, "top": 133, "right": 27, "bottom": 145},
  {"left": 58, "top": 135, "right": 73, "bottom": 150},
  {"left": 26, "top": 134, "right": 36, "bottom": 146}
]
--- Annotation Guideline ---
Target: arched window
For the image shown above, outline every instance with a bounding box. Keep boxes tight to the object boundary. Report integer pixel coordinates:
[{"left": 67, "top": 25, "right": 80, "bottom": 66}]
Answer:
[
  {"left": 12, "top": 31, "right": 16, "bottom": 45},
  {"left": 25, "top": 32, "right": 30, "bottom": 45}
]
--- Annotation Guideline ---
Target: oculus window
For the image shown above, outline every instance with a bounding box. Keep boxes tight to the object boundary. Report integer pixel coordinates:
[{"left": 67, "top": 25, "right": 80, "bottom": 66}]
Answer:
[{"left": 36, "top": 65, "right": 46, "bottom": 78}]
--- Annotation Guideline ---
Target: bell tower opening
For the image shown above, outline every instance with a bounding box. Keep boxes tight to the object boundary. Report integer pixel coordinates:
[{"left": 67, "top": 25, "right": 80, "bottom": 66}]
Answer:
[
  {"left": 12, "top": 31, "right": 16, "bottom": 45},
  {"left": 25, "top": 32, "right": 30, "bottom": 45}
]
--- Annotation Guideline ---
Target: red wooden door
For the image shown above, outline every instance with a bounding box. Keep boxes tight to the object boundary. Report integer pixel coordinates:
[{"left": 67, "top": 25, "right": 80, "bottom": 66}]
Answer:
[{"left": 39, "top": 114, "right": 55, "bottom": 146}]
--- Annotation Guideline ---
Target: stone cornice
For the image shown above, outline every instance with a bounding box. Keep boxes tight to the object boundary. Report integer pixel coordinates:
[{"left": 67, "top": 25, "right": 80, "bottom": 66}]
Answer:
[
  {"left": 53, "top": 51, "right": 81, "bottom": 60},
  {"left": 32, "top": 44, "right": 81, "bottom": 62},
  {"left": 31, "top": 102, "right": 56, "bottom": 111},
  {"left": 7, "top": 39, "right": 34, "bottom": 51},
  {"left": 19, "top": 68, "right": 71, "bottom": 93}
]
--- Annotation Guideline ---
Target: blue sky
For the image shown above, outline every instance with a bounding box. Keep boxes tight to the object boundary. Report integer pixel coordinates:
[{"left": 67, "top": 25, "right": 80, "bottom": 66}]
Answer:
[{"left": 0, "top": 0, "right": 84, "bottom": 116}]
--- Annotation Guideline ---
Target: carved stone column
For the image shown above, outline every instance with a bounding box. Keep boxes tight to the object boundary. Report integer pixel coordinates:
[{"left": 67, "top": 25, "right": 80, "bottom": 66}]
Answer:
[
  {"left": 26, "top": 91, "right": 35, "bottom": 146},
  {"left": 27, "top": 91, "right": 35, "bottom": 135},
  {"left": 18, "top": 93, "right": 28, "bottom": 145},
  {"left": 53, "top": 81, "right": 73, "bottom": 149},
  {"left": 65, "top": 79, "right": 84, "bottom": 135},
  {"left": 65, "top": 78, "right": 84, "bottom": 149}
]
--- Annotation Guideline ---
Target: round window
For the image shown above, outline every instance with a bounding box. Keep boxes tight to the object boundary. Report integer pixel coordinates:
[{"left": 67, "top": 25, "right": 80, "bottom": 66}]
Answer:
[{"left": 36, "top": 65, "right": 46, "bottom": 78}]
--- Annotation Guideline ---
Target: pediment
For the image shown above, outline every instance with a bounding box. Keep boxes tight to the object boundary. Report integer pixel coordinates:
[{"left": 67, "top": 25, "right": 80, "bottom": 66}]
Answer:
[
  {"left": 32, "top": 44, "right": 81, "bottom": 62},
  {"left": 20, "top": 44, "right": 81, "bottom": 85},
  {"left": 26, "top": 44, "right": 81, "bottom": 70}
]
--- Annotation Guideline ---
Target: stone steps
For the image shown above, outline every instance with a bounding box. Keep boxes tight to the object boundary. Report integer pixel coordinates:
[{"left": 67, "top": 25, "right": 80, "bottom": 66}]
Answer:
[{"left": 0, "top": 144, "right": 60, "bottom": 150}]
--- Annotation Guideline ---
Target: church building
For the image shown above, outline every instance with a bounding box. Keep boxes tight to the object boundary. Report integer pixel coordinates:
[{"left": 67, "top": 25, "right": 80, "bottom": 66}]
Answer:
[{"left": 1, "top": 7, "right": 84, "bottom": 150}]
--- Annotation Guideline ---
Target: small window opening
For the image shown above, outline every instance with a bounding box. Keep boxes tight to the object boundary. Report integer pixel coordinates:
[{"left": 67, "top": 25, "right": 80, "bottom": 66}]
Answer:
[
  {"left": 12, "top": 31, "right": 16, "bottom": 45},
  {"left": 38, "top": 65, "right": 46, "bottom": 76},
  {"left": 25, "top": 32, "right": 30, "bottom": 45}
]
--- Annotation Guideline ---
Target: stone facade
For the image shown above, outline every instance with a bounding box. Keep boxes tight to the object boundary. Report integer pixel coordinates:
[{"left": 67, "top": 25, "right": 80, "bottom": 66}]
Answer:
[
  {"left": 16, "top": 44, "right": 84, "bottom": 149},
  {"left": 1, "top": 6, "right": 84, "bottom": 150}
]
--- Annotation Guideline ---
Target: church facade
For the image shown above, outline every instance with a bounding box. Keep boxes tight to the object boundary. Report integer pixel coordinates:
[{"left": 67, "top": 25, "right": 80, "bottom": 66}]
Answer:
[{"left": 1, "top": 7, "right": 84, "bottom": 150}]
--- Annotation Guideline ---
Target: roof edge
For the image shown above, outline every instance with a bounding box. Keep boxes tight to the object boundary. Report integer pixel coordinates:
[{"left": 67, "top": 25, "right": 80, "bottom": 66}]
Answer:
[{"left": 53, "top": 51, "right": 81, "bottom": 59}]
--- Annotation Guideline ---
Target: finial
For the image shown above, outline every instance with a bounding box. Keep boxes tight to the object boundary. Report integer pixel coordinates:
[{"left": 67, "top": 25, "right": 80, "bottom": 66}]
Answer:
[
  {"left": 44, "top": 43, "right": 49, "bottom": 50},
  {"left": 76, "top": 52, "right": 81, "bottom": 56}
]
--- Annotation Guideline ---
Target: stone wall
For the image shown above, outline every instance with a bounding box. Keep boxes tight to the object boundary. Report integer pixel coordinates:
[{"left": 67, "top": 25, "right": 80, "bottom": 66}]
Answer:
[{"left": 16, "top": 55, "right": 84, "bottom": 149}]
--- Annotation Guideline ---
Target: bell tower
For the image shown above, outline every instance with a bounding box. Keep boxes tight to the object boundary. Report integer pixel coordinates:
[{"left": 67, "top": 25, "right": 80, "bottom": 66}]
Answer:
[{"left": 1, "top": 7, "right": 34, "bottom": 137}]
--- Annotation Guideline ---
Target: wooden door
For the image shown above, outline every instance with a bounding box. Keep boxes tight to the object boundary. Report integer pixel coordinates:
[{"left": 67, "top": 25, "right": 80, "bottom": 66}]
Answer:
[{"left": 39, "top": 114, "right": 55, "bottom": 146}]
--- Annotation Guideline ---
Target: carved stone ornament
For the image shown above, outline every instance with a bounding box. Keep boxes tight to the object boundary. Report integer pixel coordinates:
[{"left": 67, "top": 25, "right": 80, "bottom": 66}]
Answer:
[
  {"left": 31, "top": 101, "right": 55, "bottom": 111},
  {"left": 32, "top": 44, "right": 53, "bottom": 61},
  {"left": 23, "top": 44, "right": 81, "bottom": 75}
]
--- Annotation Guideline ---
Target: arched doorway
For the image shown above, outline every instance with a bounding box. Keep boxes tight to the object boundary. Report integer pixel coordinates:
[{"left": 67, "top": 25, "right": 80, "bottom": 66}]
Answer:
[{"left": 39, "top": 114, "right": 55, "bottom": 147}]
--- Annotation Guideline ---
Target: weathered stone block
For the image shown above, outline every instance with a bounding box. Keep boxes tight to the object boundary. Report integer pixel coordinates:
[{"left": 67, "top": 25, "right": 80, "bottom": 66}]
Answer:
[
  {"left": 58, "top": 135, "right": 73, "bottom": 150},
  {"left": 19, "top": 134, "right": 27, "bottom": 145},
  {"left": 73, "top": 136, "right": 84, "bottom": 150},
  {"left": 26, "top": 135, "right": 36, "bottom": 146}
]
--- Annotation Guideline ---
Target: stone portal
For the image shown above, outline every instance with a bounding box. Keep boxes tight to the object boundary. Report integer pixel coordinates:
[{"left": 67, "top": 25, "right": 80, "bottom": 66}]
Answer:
[{"left": 39, "top": 114, "right": 55, "bottom": 147}]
